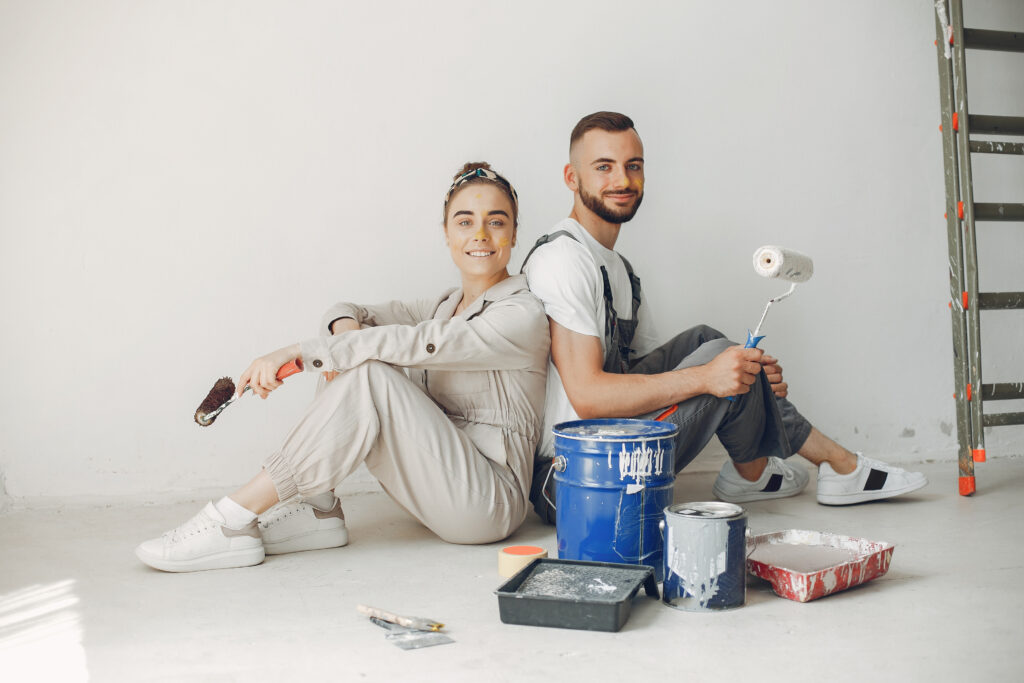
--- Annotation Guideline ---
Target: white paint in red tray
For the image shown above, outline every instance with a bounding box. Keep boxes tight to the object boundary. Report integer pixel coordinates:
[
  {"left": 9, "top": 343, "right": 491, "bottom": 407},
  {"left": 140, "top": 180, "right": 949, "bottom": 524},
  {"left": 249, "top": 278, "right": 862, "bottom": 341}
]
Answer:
[{"left": 746, "top": 529, "right": 894, "bottom": 603}]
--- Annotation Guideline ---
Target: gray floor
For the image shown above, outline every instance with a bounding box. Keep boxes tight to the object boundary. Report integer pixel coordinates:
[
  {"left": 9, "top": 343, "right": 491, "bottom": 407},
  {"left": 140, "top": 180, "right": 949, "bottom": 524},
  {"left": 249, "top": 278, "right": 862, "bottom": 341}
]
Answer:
[{"left": 1, "top": 456, "right": 1022, "bottom": 682}]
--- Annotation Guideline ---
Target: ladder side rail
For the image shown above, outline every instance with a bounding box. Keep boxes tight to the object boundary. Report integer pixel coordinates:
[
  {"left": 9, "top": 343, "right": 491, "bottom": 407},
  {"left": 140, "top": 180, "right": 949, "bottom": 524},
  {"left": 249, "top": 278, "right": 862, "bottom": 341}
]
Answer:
[{"left": 935, "top": 1, "right": 976, "bottom": 494}]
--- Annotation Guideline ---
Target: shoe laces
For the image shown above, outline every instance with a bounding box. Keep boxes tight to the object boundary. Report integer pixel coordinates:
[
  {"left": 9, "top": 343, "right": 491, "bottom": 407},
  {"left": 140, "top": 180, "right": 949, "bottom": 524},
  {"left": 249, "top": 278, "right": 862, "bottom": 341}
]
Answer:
[
  {"left": 769, "top": 457, "right": 796, "bottom": 481},
  {"left": 259, "top": 501, "right": 309, "bottom": 529},
  {"left": 164, "top": 512, "right": 213, "bottom": 543}
]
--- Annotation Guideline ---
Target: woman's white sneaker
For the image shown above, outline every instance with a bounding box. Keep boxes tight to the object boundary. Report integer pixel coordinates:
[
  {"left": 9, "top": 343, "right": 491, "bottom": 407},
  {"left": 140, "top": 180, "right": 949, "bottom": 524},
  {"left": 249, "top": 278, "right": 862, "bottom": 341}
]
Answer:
[
  {"left": 259, "top": 497, "right": 349, "bottom": 555},
  {"left": 816, "top": 454, "right": 928, "bottom": 505},
  {"left": 135, "top": 502, "right": 265, "bottom": 573},
  {"left": 712, "top": 456, "right": 810, "bottom": 503}
]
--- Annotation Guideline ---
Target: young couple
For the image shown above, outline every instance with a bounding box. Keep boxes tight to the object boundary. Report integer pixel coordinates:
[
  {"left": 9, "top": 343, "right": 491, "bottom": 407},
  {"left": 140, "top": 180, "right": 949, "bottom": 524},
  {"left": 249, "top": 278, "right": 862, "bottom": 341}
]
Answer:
[{"left": 137, "top": 113, "right": 927, "bottom": 573}]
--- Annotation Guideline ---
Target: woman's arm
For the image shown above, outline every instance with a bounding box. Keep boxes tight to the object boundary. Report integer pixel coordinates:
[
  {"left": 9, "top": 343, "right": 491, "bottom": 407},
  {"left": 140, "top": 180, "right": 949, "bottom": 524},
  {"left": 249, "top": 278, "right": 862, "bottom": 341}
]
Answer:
[
  {"left": 319, "top": 293, "right": 454, "bottom": 336},
  {"left": 303, "top": 295, "right": 550, "bottom": 375}
]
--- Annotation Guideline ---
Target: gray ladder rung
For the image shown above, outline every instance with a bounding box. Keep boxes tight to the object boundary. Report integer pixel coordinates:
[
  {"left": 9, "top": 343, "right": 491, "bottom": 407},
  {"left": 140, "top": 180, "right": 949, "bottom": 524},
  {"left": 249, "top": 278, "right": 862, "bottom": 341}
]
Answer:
[
  {"left": 982, "top": 412, "right": 1024, "bottom": 427},
  {"left": 982, "top": 383, "right": 1024, "bottom": 400},
  {"left": 969, "top": 115, "right": 1024, "bottom": 136},
  {"left": 978, "top": 292, "right": 1024, "bottom": 309},
  {"left": 970, "top": 140, "right": 1024, "bottom": 155},
  {"left": 964, "top": 29, "right": 1024, "bottom": 53},
  {"left": 973, "top": 203, "right": 1024, "bottom": 221}
]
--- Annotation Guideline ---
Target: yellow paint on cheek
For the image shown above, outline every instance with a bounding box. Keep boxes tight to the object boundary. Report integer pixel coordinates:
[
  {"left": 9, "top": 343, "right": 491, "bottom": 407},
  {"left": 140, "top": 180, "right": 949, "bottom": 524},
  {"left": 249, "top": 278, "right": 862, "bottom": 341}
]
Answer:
[{"left": 498, "top": 237, "right": 510, "bottom": 247}]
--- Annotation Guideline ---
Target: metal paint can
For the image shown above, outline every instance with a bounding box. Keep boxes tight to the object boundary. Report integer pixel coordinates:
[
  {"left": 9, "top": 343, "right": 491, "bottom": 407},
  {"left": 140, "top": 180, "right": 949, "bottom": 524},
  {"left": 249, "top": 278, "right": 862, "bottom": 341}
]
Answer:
[
  {"left": 662, "top": 502, "right": 747, "bottom": 611},
  {"left": 552, "top": 419, "right": 677, "bottom": 582}
]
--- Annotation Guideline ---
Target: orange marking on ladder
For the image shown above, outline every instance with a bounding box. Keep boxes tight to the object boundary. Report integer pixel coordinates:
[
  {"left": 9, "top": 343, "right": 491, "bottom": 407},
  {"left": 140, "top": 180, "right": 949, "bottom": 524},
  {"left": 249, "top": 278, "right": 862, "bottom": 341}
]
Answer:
[
  {"left": 959, "top": 476, "right": 975, "bottom": 496},
  {"left": 948, "top": 301, "right": 952, "bottom": 310},
  {"left": 957, "top": 201, "right": 964, "bottom": 219},
  {"left": 939, "top": 124, "right": 943, "bottom": 131},
  {"left": 972, "top": 449, "right": 986, "bottom": 463},
  {"left": 966, "top": 384, "right": 972, "bottom": 401},
  {"left": 944, "top": 212, "right": 947, "bottom": 219},
  {"left": 952, "top": 112, "right": 959, "bottom": 131},
  {"left": 962, "top": 292, "right": 969, "bottom": 310}
]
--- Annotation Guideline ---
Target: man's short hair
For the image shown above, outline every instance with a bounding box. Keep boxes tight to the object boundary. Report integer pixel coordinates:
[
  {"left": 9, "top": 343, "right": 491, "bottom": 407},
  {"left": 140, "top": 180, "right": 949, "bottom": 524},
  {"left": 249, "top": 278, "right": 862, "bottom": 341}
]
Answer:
[{"left": 569, "top": 111, "right": 636, "bottom": 151}]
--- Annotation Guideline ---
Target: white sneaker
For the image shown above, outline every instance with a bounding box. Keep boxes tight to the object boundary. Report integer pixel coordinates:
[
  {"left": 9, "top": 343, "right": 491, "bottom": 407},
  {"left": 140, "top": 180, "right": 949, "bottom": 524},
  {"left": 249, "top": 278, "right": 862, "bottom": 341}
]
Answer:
[
  {"left": 259, "top": 497, "right": 349, "bottom": 555},
  {"left": 712, "top": 457, "right": 810, "bottom": 503},
  {"left": 136, "top": 502, "right": 265, "bottom": 572},
  {"left": 817, "top": 454, "right": 928, "bottom": 505}
]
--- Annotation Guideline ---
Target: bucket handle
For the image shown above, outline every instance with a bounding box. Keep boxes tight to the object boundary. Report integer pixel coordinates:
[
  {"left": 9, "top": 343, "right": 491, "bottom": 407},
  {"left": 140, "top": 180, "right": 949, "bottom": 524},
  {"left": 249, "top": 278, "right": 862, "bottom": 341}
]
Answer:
[
  {"left": 745, "top": 529, "right": 759, "bottom": 560},
  {"left": 542, "top": 456, "right": 567, "bottom": 511}
]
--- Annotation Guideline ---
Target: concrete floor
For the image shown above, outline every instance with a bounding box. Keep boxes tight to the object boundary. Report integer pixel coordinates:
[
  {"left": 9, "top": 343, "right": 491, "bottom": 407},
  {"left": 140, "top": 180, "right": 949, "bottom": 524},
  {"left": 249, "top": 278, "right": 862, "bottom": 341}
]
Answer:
[{"left": 1, "top": 456, "right": 1022, "bottom": 682}]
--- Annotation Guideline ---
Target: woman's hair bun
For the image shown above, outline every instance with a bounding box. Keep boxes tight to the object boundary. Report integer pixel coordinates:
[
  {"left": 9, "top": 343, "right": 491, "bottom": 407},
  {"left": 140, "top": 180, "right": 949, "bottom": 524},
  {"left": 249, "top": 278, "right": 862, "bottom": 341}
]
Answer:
[{"left": 454, "top": 161, "right": 491, "bottom": 180}]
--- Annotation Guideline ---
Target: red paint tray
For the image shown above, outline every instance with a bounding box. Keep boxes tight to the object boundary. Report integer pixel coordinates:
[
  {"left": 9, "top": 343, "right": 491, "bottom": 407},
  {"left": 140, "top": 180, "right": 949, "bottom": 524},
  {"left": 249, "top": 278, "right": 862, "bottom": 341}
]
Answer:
[{"left": 746, "top": 529, "right": 894, "bottom": 603}]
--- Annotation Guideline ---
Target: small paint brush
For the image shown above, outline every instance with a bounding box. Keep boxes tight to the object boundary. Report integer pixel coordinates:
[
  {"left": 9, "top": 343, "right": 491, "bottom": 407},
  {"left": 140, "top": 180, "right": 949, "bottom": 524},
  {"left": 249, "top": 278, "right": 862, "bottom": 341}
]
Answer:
[
  {"left": 356, "top": 604, "right": 444, "bottom": 632},
  {"left": 194, "top": 359, "right": 304, "bottom": 426}
]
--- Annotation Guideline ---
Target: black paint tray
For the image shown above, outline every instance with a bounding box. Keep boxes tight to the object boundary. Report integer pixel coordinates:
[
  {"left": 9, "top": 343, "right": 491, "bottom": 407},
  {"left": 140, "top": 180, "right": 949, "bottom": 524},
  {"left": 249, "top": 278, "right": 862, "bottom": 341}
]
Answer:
[{"left": 495, "top": 558, "right": 659, "bottom": 632}]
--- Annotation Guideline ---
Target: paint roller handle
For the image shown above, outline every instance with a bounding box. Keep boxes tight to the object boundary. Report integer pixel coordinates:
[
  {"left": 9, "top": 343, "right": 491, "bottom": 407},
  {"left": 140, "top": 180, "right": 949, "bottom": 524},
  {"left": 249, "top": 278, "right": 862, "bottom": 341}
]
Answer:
[{"left": 726, "top": 331, "right": 767, "bottom": 401}]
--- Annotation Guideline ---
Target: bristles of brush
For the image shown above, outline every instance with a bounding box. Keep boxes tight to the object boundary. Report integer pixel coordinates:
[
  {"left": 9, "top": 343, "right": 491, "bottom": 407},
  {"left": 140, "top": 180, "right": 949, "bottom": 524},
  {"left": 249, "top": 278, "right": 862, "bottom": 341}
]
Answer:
[{"left": 194, "top": 377, "right": 236, "bottom": 426}]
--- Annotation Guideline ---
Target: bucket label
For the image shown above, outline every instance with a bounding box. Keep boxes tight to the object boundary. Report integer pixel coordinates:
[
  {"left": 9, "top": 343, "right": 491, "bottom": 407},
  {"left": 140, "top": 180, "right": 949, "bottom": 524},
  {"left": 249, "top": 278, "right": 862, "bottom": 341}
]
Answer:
[{"left": 610, "top": 441, "right": 666, "bottom": 488}]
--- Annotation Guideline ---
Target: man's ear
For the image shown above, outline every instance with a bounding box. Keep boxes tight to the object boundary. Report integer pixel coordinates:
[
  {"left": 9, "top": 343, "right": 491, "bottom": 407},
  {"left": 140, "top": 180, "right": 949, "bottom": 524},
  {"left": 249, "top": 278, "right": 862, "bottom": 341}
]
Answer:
[{"left": 563, "top": 163, "right": 578, "bottom": 192}]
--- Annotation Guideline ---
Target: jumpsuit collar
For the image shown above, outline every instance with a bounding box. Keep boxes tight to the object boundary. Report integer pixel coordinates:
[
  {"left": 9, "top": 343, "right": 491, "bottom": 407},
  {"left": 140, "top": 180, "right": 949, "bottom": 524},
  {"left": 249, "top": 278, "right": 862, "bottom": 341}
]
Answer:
[{"left": 438, "top": 274, "right": 529, "bottom": 320}]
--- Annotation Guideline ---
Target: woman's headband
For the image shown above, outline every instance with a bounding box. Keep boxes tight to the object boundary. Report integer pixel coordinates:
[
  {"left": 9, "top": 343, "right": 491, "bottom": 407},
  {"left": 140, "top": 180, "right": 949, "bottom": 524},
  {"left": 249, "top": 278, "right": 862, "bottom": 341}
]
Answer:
[{"left": 444, "top": 167, "right": 519, "bottom": 209}]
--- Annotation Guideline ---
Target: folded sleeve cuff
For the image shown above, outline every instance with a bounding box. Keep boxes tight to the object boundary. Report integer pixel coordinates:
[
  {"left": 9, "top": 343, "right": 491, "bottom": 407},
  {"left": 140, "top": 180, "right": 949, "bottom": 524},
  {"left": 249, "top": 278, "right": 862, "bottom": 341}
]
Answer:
[{"left": 299, "top": 336, "right": 334, "bottom": 372}]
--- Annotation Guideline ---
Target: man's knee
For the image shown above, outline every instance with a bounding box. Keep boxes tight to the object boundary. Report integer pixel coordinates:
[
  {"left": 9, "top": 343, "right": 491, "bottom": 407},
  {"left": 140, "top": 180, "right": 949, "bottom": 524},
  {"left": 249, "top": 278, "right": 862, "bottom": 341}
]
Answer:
[
  {"left": 688, "top": 324, "right": 727, "bottom": 342},
  {"left": 676, "top": 337, "right": 735, "bottom": 370}
]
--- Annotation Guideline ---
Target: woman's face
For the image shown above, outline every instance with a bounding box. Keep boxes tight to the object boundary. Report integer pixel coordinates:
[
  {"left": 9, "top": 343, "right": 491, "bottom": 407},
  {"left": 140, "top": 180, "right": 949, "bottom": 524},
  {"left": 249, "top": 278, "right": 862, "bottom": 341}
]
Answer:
[{"left": 444, "top": 183, "right": 516, "bottom": 281}]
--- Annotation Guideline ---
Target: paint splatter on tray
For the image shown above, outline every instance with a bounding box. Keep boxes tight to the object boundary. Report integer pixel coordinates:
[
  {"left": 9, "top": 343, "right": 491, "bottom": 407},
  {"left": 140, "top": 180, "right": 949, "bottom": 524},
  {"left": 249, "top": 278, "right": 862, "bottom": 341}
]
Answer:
[{"left": 517, "top": 565, "right": 641, "bottom": 602}]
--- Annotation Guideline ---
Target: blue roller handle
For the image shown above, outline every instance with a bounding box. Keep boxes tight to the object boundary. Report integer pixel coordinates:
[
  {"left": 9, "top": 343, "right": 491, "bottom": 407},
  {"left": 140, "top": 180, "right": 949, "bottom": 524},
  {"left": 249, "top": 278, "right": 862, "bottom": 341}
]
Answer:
[{"left": 725, "top": 330, "right": 766, "bottom": 401}]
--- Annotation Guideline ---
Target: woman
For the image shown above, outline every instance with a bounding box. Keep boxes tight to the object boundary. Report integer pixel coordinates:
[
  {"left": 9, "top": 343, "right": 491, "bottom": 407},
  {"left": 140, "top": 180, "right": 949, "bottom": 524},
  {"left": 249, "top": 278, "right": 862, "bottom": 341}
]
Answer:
[{"left": 137, "top": 162, "right": 549, "bottom": 572}]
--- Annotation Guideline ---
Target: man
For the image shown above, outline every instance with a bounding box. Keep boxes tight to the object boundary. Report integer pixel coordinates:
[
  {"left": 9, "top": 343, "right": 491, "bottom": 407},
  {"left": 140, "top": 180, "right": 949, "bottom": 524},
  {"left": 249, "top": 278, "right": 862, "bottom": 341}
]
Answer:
[{"left": 523, "top": 111, "right": 927, "bottom": 523}]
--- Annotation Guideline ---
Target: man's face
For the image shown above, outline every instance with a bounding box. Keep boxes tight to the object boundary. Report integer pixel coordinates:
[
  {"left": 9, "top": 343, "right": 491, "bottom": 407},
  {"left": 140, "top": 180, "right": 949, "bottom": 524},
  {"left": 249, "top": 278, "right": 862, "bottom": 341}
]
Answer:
[{"left": 569, "top": 128, "right": 645, "bottom": 224}]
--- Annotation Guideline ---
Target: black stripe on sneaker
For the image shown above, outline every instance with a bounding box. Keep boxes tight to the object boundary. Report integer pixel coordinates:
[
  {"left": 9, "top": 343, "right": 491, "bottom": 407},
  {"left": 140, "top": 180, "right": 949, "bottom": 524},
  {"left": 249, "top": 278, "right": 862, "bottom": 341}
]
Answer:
[
  {"left": 762, "top": 473, "right": 783, "bottom": 493},
  {"left": 864, "top": 469, "right": 888, "bottom": 491}
]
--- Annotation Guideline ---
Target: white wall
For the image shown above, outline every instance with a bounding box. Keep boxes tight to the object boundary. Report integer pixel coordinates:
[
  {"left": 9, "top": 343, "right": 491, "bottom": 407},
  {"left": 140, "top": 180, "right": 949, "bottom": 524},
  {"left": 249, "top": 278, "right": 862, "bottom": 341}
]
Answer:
[{"left": 1, "top": 0, "right": 1022, "bottom": 504}]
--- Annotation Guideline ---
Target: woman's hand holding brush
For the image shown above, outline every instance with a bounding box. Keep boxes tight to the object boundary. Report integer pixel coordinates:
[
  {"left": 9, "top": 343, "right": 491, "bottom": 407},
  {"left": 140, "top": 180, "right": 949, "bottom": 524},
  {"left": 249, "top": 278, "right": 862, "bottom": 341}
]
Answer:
[{"left": 239, "top": 343, "right": 303, "bottom": 399}]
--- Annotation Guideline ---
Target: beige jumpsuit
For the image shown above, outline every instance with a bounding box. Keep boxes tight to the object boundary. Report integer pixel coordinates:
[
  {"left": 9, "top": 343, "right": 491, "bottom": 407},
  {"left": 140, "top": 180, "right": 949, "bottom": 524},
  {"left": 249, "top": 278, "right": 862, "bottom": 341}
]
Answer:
[{"left": 262, "top": 275, "right": 549, "bottom": 544}]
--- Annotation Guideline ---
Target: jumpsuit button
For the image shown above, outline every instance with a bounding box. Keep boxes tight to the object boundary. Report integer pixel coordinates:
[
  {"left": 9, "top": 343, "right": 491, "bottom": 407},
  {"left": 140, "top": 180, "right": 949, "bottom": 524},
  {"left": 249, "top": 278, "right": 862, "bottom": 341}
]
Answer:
[
  {"left": 426, "top": 343, "right": 436, "bottom": 353},
  {"left": 312, "top": 359, "right": 323, "bottom": 368}
]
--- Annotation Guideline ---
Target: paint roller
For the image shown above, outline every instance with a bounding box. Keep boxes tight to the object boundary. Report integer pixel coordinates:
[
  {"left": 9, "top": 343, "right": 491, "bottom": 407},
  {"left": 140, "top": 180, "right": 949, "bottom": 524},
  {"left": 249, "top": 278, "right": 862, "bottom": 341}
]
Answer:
[{"left": 744, "top": 245, "right": 814, "bottom": 349}]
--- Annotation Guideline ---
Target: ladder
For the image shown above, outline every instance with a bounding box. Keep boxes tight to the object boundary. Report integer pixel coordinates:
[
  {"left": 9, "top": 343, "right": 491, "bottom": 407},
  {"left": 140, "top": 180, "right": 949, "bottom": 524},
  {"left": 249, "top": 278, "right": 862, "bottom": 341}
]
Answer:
[{"left": 933, "top": 0, "right": 1024, "bottom": 496}]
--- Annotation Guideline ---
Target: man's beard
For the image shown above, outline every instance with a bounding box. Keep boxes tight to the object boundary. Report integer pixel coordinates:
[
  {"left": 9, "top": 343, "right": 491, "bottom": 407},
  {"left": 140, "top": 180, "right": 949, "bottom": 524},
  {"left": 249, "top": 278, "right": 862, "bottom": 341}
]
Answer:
[{"left": 579, "top": 185, "right": 644, "bottom": 224}]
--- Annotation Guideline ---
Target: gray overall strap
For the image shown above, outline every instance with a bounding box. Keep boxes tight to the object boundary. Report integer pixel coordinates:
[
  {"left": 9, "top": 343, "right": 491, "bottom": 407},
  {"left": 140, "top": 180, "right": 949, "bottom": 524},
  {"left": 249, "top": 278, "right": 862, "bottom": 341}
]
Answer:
[{"left": 602, "top": 254, "right": 643, "bottom": 374}]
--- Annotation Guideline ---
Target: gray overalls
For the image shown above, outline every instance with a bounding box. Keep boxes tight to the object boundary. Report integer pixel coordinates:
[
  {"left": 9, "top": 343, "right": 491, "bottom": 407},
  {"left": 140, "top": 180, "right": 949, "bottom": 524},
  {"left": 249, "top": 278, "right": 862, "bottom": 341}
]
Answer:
[{"left": 522, "top": 232, "right": 812, "bottom": 524}]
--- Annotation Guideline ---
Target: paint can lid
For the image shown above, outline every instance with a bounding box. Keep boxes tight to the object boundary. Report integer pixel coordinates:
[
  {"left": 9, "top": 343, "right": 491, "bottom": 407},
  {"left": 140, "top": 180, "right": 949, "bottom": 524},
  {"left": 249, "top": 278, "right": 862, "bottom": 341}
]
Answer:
[
  {"left": 666, "top": 501, "right": 746, "bottom": 519},
  {"left": 554, "top": 418, "right": 678, "bottom": 440}
]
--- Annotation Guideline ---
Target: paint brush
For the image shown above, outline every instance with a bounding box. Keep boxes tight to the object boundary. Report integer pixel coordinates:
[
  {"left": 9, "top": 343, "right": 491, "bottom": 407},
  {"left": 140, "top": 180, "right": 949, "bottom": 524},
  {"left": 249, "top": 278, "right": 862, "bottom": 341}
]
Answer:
[
  {"left": 356, "top": 604, "right": 444, "bottom": 632},
  {"left": 193, "top": 359, "right": 304, "bottom": 426}
]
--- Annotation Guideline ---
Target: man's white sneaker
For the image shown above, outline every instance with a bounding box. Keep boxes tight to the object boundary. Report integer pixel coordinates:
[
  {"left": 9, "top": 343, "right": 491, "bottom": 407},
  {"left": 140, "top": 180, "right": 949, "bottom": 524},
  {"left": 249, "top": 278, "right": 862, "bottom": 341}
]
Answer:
[
  {"left": 712, "top": 456, "right": 810, "bottom": 503},
  {"left": 136, "top": 502, "right": 265, "bottom": 573},
  {"left": 816, "top": 454, "right": 928, "bottom": 505},
  {"left": 259, "top": 497, "right": 349, "bottom": 555}
]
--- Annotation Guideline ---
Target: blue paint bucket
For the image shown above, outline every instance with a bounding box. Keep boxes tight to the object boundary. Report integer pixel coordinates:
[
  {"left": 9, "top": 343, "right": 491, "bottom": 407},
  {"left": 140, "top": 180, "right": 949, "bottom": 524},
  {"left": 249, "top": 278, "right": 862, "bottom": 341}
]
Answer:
[
  {"left": 552, "top": 419, "right": 677, "bottom": 581},
  {"left": 662, "top": 502, "right": 747, "bottom": 611}
]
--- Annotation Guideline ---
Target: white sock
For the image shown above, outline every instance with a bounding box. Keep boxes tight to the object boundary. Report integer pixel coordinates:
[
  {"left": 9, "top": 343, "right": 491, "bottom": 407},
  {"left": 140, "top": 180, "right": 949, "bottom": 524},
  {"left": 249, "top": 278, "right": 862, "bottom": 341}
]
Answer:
[
  {"left": 303, "top": 491, "right": 336, "bottom": 510},
  {"left": 215, "top": 496, "right": 257, "bottom": 528}
]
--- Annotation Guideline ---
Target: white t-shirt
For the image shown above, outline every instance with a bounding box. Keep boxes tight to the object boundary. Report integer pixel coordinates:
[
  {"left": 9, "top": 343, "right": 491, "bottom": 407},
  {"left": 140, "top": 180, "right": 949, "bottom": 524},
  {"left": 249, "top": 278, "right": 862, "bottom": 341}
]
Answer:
[{"left": 522, "top": 218, "right": 660, "bottom": 459}]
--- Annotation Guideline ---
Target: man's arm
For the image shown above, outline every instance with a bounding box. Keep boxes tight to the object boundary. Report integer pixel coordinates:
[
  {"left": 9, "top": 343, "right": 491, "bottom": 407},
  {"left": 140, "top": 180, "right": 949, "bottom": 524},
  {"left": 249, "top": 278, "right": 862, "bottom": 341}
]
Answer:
[{"left": 550, "top": 319, "right": 765, "bottom": 418}]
